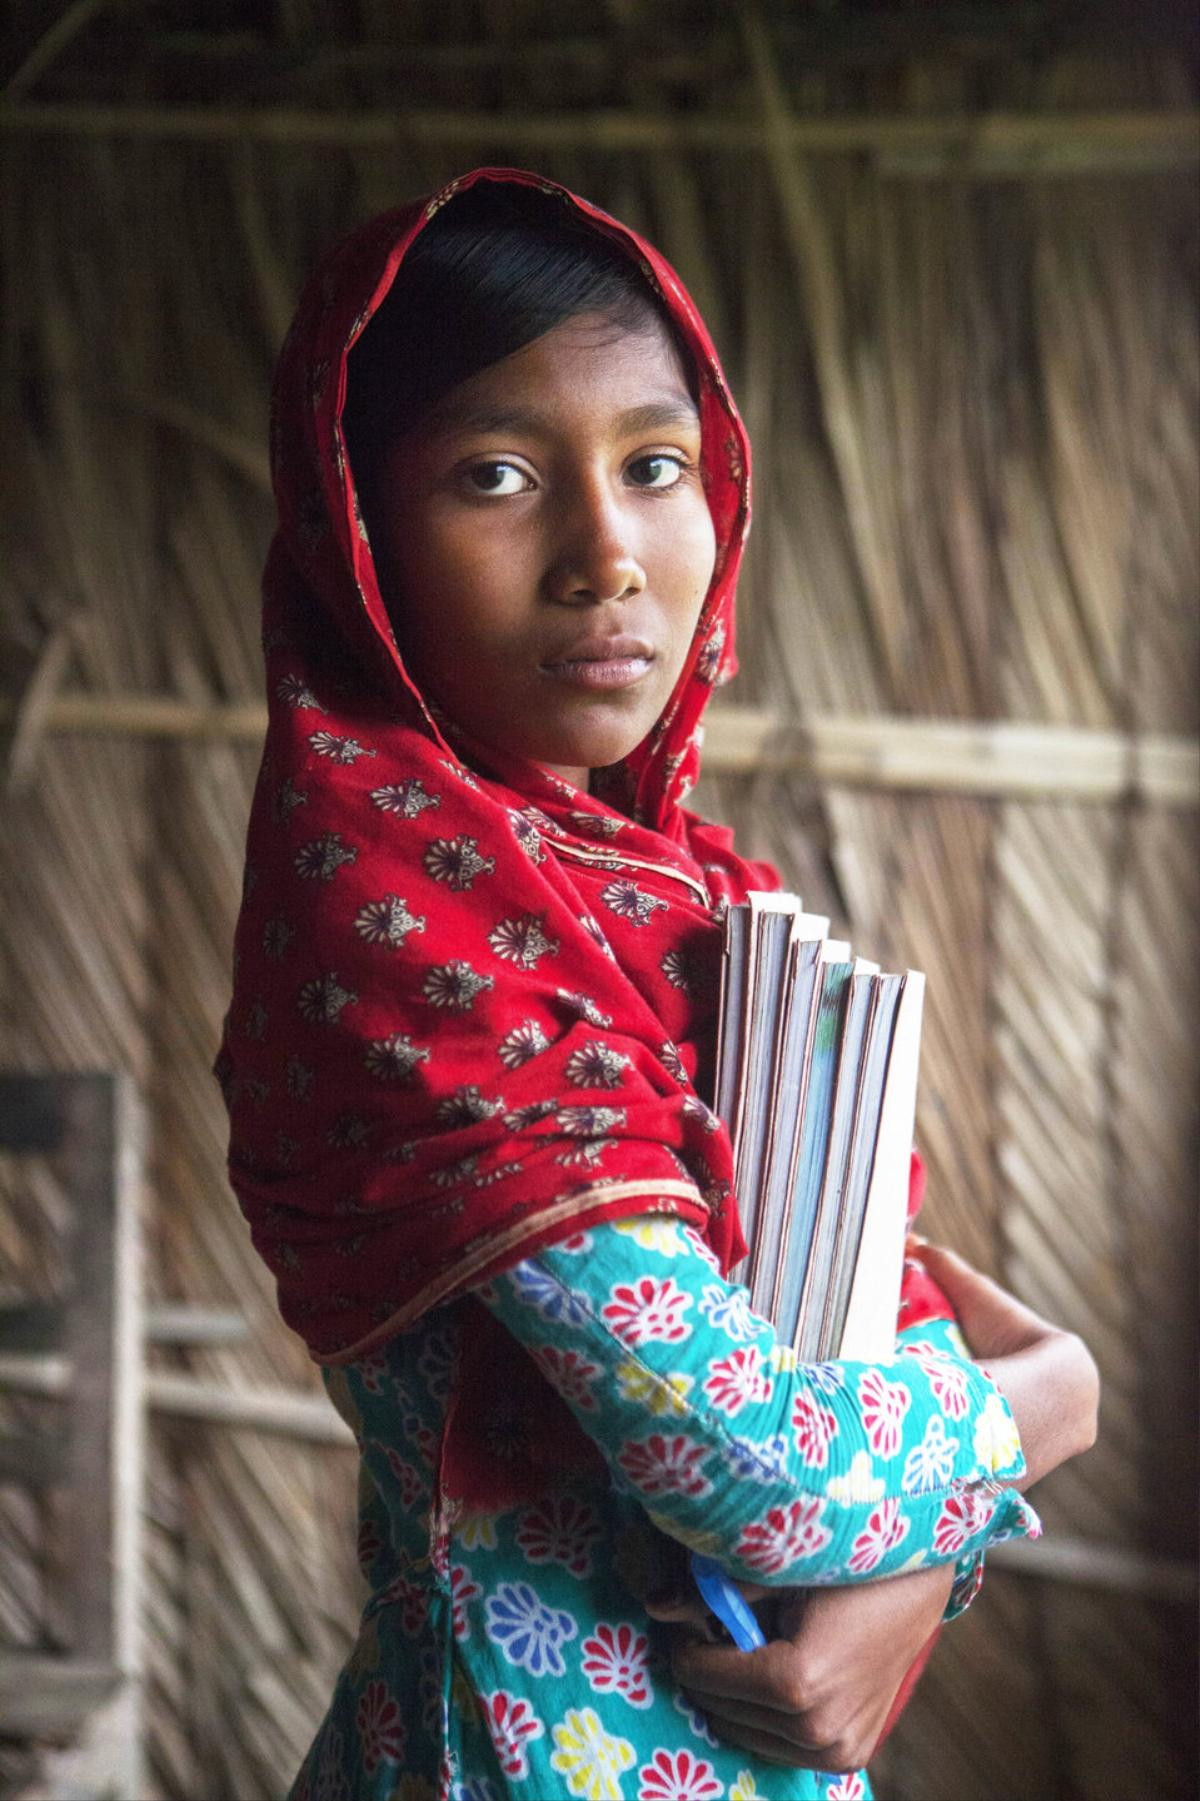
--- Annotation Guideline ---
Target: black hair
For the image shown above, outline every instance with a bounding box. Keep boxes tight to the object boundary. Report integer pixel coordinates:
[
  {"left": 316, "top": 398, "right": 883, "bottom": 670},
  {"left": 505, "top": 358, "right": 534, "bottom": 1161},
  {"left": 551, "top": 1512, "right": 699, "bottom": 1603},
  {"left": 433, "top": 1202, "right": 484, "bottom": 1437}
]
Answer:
[{"left": 342, "top": 183, "right": 691, "bottom": 493}]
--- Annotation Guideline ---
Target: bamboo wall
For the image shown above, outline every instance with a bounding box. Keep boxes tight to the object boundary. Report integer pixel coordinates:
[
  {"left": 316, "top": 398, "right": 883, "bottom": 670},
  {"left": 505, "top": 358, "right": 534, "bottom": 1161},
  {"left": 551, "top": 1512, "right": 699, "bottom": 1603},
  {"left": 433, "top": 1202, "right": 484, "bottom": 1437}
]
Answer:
[{"left": 1, "top": 16, "right": 1197, "bottom": 1800}]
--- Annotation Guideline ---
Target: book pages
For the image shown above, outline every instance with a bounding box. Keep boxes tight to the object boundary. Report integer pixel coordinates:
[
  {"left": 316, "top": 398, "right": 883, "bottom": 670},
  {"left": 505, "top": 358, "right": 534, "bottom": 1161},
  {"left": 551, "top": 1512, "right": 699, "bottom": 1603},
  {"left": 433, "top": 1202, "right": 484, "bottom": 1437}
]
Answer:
[{"left": 713, "top": 897, "right": 924, "bottom": 1365}]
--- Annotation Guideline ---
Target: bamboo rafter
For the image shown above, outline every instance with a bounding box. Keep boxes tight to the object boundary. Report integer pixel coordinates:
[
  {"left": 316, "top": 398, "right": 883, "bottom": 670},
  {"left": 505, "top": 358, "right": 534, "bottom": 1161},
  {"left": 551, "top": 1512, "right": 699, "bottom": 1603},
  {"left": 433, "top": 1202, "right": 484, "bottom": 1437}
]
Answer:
[
  {"left": 0, "top": 100, "right": 1195, "bottom": 177},
  {"left": 1, "top": 694, "right": 1195, "bottom": 804}
]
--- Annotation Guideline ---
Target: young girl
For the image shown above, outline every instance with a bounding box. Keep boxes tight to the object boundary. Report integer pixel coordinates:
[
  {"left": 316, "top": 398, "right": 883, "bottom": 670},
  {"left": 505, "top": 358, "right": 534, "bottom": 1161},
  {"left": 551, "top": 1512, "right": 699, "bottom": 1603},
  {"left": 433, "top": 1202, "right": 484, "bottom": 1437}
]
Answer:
[{"left": 216, "top": 169, "right": 1098, "bottom": 1799}]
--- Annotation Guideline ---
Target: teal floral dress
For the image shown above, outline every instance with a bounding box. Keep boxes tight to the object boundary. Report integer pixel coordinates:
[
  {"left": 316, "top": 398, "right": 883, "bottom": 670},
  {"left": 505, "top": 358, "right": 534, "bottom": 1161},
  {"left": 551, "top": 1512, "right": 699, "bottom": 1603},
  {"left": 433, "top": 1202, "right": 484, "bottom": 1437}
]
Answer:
[{"left": 290, "top": 1217, "right": 1038, "bottom": 1801}]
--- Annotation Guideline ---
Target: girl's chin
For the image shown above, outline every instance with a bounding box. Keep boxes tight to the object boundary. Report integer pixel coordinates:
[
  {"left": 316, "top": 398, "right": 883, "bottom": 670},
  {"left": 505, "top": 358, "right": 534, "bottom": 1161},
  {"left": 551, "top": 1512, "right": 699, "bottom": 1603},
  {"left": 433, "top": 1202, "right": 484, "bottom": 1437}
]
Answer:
[{"left": 521, "top": 727, "right": 651, "bottom": 777}]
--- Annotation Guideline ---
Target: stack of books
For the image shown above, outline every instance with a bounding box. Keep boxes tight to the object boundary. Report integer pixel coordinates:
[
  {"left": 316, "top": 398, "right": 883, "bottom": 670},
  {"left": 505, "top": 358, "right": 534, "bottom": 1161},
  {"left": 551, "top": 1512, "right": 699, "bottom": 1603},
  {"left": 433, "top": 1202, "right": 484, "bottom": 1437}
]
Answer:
[{"left": 712, "top": 892, "right": 924, "bottom": 1363}]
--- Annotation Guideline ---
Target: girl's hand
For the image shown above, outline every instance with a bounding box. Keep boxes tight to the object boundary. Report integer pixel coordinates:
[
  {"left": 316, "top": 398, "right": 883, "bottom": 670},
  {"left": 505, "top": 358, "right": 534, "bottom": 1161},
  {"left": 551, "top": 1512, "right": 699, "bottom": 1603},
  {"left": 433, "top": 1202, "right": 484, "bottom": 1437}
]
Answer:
[
  {"left": 911, "top": 1241, "right": 1100, "bottom": 1487},
  {"left": 667, "top": 1563, "right": 955, "bottom": 1771}
]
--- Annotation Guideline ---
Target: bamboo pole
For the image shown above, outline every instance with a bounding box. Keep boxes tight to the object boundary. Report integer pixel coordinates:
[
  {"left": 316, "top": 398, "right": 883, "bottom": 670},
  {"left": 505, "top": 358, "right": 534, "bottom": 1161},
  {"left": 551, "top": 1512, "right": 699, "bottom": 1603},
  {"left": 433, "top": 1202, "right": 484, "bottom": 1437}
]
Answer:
[
  {"left": 0, "top": 1353, "right": 354, "bottom": 1446},
  {"left": 0, "top": 100, "right": 1194, "bottom": 176},
  {"left": 1, "top": 693, "right": 1195, "bottom": 803},
  {"left": 2, "top": 0, "right": 115, "bottom": 102},
  {"left": 987, "top": 1536, "right": 1197, "bottom": 1605}
]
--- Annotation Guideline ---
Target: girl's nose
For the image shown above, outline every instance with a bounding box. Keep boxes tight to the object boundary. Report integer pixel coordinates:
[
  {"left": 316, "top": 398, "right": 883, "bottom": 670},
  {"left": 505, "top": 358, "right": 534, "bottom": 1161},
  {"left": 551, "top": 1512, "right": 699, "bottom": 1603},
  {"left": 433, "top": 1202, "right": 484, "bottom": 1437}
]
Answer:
[{"left": 543, "top": 480, "right": 646, "bottom": 606}]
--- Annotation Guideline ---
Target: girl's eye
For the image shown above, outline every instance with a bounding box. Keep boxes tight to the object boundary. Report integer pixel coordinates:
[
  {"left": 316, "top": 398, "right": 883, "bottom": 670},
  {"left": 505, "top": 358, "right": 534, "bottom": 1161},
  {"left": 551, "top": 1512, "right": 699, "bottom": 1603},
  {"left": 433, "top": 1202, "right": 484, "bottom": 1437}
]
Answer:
[
  {"left": 627, "top": 453, "right": 686, "bottom": 490},
  {"left": 464, "top": 461, "right": 530, "bottom": 496}
]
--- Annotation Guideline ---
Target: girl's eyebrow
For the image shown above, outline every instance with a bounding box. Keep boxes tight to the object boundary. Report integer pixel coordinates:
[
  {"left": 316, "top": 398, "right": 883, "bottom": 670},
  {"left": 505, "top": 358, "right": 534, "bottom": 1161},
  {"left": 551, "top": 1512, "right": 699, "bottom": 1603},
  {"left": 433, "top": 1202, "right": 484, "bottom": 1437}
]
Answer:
[{"left": 430, "top": 395, "right": 700, "bottom": 438}]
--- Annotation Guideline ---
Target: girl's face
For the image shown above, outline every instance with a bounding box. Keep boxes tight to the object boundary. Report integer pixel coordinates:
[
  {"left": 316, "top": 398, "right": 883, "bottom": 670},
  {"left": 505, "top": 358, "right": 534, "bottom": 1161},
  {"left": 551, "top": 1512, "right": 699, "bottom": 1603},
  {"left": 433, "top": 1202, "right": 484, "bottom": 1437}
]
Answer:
[{"left": 364, "top": 310, "right": 717, "bottom": 790}]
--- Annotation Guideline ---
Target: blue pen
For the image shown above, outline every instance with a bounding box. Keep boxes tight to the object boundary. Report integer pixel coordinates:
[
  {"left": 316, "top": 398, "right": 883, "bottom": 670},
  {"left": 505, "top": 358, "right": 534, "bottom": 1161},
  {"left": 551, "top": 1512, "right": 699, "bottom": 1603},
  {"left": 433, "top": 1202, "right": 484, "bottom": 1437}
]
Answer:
[{"left": 690, "top": 1552, "right": 767, "bottom": 1652}]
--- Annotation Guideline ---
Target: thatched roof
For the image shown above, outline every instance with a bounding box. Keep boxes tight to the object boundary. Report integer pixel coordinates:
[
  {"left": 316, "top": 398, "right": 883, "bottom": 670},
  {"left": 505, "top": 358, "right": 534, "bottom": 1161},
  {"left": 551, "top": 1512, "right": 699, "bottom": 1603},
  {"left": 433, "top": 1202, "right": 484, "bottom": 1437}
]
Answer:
[{"left": 1, "top": 4, "right": 1196, "bottom": 1796}]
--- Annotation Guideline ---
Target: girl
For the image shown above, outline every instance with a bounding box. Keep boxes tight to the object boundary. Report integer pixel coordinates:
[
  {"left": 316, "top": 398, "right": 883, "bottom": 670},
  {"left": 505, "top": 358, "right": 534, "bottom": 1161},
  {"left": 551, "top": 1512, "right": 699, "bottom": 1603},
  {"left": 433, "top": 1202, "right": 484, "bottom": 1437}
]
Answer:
[{"left": 216, "top": 169, "right": 1098, "bottom": 1799}]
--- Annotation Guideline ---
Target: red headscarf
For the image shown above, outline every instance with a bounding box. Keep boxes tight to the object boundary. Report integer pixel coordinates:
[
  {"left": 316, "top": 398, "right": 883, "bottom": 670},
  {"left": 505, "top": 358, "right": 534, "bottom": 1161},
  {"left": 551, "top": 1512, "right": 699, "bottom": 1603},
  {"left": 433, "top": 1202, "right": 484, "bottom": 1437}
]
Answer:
[{"left": 215, "top": 167, "right": 779, "bottom": 1368}]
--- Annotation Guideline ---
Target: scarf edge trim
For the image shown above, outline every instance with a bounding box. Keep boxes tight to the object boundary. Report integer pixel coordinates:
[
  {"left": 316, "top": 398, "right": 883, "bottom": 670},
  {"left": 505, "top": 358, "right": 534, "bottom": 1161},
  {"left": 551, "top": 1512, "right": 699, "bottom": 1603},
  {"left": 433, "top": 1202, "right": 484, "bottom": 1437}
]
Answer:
[{"left": 314, "top": 1179, "right": 708, "bottom": 1367}]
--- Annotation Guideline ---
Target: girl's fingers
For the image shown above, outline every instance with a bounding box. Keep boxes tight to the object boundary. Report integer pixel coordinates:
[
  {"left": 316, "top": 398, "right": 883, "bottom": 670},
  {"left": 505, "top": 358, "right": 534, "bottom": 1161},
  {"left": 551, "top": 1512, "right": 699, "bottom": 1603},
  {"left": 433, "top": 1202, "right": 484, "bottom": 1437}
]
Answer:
[
  {"left": 910, "top": 1241, "right": 1052, "bottom": 1355},
  {"left": 642, "top": 1593, "right": 713, "bottom": 1628},
  {"left": 672, "top": 1636, "right": 807, "bottom": 1706}
]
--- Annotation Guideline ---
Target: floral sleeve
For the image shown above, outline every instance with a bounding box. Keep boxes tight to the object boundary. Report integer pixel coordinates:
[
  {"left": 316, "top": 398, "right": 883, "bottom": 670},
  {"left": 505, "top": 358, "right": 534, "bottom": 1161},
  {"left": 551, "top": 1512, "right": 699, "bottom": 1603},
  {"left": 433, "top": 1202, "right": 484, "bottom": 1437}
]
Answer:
[
  {"left": 478, "top": 1215, "right": 1041, "bottom": 1588},
  {"left": 894, "top": 1310, "right": 1016, "bottom": 1618}
]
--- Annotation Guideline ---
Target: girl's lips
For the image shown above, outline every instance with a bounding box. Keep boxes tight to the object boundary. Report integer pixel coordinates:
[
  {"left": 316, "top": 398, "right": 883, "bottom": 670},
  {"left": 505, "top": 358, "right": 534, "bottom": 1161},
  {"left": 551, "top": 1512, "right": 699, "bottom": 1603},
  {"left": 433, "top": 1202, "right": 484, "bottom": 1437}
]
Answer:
[
  {"left": 540, "top": 636, "right": 656, "bottom": 692},
  {"left": 541, "top": 655, "right": 654, "bottom": 692}
]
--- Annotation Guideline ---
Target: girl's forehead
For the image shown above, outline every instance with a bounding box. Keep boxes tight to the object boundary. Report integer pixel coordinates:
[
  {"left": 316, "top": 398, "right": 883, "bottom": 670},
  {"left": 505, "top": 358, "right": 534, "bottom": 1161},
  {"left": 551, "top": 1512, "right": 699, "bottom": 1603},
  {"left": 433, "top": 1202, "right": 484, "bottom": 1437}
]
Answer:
[{"left": 414, "top": 312, "right": 699, "bottom": 441}]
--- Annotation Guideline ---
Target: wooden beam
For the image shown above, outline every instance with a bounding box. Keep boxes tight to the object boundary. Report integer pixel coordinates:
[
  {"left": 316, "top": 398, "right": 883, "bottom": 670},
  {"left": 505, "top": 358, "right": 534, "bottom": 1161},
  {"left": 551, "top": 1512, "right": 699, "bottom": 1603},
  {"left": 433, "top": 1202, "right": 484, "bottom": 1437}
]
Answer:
[
  {"left": 0, "top": 99, "right": 1194, "bottom": 176},
  {"left": 0, "top": 1353, "right": 355, "bottom": 1447},
  {"left": 142, "top": 1303, "right": 248, "bottom": 1346},
  {"left": 0, "top": 1654, "right": 121, "bottom": 1742},
  {"left": 0, "top": 693, "right": 1194, "bottom": 805},
  {"left": 701, "top": 709, "right": 1200, "bottom": 806},
  {"left": 0, "top": 1300, "right": 246, "bottom": 1350},
  {"left": 987, "top": 1535, "right": 1197, "bottom": 1604}
]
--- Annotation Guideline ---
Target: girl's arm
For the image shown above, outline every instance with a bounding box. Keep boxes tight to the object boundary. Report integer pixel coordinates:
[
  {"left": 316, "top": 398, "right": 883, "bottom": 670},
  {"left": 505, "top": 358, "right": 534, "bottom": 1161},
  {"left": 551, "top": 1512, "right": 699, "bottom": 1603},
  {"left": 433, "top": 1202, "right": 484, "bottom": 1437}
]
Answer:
[
  {"left": 478, "top": 1214, "right": 1046, "bottom": 1589},
  {"left": 654, "top": 1241, "right": 1099, "bottom": 1773}
]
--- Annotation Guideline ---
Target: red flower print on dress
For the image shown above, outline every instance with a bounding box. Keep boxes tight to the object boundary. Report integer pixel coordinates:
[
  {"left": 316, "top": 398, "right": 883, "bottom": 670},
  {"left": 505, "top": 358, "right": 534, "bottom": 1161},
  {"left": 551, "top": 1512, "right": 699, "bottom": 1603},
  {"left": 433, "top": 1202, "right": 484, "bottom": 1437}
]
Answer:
[
  {"left": 659, "top": 947, "right": 701, "bottom": 993},
  {"left": 848, "top": 1495, "right": 911, "bottom": 1574},
  {"left": 703, "top": 1344, "right": 772, "bottom": 1416},
  {"left": 637, "top": 1747, "right": 723, "bottom": 1800},
  {"left": 276, "top": 672, "right": 325, "bottom": 712},
  {"left": 555, "top": 988, "right": 614, "bottom": 1028},
  {"left": 294, "top": 831, "right": 358, "bottom": 881},
  {"left": 357, "top": 1351, "right": 387, "bottom": 1394},
  {"left": 435, "top": 1084, "right": 505, "bottom": 1126},
  {"left": 487, "top": 913, "right": 559, "bottom": 969},
  {"left": 272, "top": 775, "right": 306, "bottom": 822},
  {"left": 355, "top": 1518, "right": 381, "bottom": 1570},
  {"left": 450, "top": 1562, "right": 482, "bottom": 1639},
  {"left": 351, "top": 893, "right": 425, "bottom": 950},
  {"left": 899, "top": 1340, "right": 970, "bottom": 1420},
  {"left": 564, "top": 1040, "right": 630, "bottom": 1089},
  {"left": 496, "top": 1019, "right": 550, "bottom": 1068},
  {"left": 309, "top": 729, "right": 374, "bottom": 765},
  {"left": 599, "top": 878, "right": 670, "bottom": 925},
  {"left": 368, "top": 777, "right": 438, "bottom": 817},
  {"left": 297, "top": 972, "right": 357, "bottom": 1025},
  {"left": 696, "top": 622, "right": 726, "bottom": 686},
  {"left": 826, "top": 1773, "right": 868, "bottom": 1800},
  {"left": 355, "top": 1679, "right": 406, "bottom": 1773},
  {"left": 601, "top": 1276, "right": 693, "bottom": 1345},
  {"left": 507, "top": 807, "right": 547, "bottom": 863},
  {"left": 364, "top": 1031, "right": 430, "bottom": 1084},
  {"left": 570, "top": 809, "right": 624, "bottom": 838},
  {"left": 735, "top": 1495, "right": 833, "bottom": 1575},
  {"left": 422, "top": 960, "right": 493, "bottom": 1010},
  {"left": 617, "top": 1433, "right": 712, "bottom": 1498},
  {"left": 515, "top": 1494, "right": 604, "bottom": 1578},
  {"left": 580, "top": 1621, "right": 653, "bottom": 1710},
  {"left": 262, "top": 914, "right": 295, "bottom": 959},
  {"left": 857, "top": 1367, "right": 912, "bottom": 1459},
  {"left": 791, "top": 1390, "right": 840, "bottom": 1466},
  {"left": 933, "top": 1486, "right": 997, "bottom": 1556},
  {"left": 580, "top": 914, "right": 616, "bottom": 958},
  {"left": 422, "top": 834, "right": 495, "bottom": 891},
  {"left": 372, "top": 1442, "right": 423, "bottom": 1510},
  {"left": 402, "top": 1415, "right": 437, "bottom": 1465},
  {"left": 378, "top": 1572, "right": 428, "bottom": 1637},
  {"left": 481, "top": 1690, "right": 545, "bottom": 1780},
  {"left": 532, "top": 1345, "right": 601, "bottom": 1410},
  {"left": 312, "top": 1727, "right": 350, "bottom": 1801}
]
